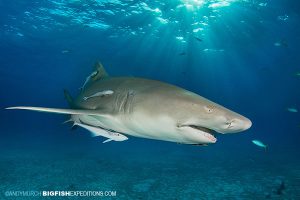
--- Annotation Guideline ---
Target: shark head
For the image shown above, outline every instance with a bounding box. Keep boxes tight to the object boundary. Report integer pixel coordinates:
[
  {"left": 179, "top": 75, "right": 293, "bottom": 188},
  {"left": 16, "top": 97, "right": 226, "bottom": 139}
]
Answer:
[
  {"left": 131, "top": 87, "right": 252, "bottom": 145},
  {"left": 176, "top": 106, "right": 252, "bottom": 144},
  {"left": 172, "top": 91, "right": 252, "bottom": 144}
]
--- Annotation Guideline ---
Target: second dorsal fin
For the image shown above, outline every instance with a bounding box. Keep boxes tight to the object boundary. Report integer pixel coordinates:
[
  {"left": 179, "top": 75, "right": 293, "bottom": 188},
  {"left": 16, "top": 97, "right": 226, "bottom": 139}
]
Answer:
[{"left": 63, "top": 89, "right": 74, "bottom": 107}]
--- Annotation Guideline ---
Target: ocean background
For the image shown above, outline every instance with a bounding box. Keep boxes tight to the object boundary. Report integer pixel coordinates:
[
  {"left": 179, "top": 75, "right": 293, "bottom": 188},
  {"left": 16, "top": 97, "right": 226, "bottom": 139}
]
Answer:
[{"left": 0, "top": 0, "right": 300, "bottom": 199}]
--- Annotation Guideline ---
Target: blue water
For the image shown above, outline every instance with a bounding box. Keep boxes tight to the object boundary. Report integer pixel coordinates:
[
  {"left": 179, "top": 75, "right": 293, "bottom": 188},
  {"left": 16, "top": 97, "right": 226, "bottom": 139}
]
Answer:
[{"left": 1, "top": 0, "right": 300, "bottom": 199}]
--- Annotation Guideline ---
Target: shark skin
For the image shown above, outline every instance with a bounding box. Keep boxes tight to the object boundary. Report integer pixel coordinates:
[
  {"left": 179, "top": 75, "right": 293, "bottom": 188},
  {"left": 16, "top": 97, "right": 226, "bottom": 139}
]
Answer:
[{"left": 6, "top": 62, "right": 252, "bottom": 145}]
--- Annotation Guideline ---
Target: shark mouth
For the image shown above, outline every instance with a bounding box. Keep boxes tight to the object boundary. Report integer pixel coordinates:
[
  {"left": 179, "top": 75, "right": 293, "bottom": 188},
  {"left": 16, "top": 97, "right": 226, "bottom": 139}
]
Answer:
[{"left": 180, "top": 124, "right": 217, "bottom": 142}]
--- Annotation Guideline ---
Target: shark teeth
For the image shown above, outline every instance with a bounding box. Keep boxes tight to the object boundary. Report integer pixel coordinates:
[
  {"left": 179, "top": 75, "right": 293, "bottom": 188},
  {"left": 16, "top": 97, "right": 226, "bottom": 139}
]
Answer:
[
  {"left": 188, "top": 125, "right": 213, "bottom": 133},
  {"left": 186, "top": 125, "right": 217, "bottom": 142},
  {"left": 203, "top": 132, "right": 217, "bottom": 142}
]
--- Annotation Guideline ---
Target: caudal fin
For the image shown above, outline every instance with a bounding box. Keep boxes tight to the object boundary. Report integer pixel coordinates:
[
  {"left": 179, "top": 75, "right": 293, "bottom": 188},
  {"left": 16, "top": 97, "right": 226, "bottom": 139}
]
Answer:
[{"left": 5, "top": 106, "right": 106, "bottom": 117}]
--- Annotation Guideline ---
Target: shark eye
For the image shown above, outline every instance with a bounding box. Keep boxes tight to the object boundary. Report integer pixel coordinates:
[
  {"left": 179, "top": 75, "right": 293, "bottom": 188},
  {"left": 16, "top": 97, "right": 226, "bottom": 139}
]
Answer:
[{"left": 204, "top": 105, "right": 215, "bottom": 113}]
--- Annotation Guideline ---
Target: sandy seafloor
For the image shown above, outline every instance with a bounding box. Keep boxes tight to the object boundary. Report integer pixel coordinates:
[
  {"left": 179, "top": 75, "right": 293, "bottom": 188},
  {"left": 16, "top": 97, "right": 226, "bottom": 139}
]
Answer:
[{"left": 0, "top": 135, "right": 299, "bottom": 200}]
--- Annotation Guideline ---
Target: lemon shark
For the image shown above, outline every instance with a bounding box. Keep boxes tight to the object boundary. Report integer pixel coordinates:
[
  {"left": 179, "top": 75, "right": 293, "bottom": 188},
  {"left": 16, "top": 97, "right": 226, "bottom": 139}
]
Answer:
[{"left": 6, "top": 62, "right": 252, "bottom": 145}]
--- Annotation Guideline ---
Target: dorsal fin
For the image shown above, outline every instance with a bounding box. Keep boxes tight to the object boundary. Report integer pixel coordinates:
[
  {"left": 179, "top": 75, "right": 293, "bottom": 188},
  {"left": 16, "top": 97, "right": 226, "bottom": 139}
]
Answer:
[
  {"left": 91, "top": 61, "right": 109, "bottom": 81},
  {"left": 79, "top": 62, "right": 109, "bottom": 91}
]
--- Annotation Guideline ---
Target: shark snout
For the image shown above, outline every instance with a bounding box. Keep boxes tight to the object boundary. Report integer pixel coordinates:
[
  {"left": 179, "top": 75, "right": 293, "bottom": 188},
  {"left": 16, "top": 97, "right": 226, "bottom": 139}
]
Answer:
[
  {"left": 216, "top": 116, "right": 252, "bottom": 134},
  {"left": 227, "top": 117, "right": 252, "bottom": 133},
  {"left": 243, "top": 117, "right": 252, "bottom": 130}
]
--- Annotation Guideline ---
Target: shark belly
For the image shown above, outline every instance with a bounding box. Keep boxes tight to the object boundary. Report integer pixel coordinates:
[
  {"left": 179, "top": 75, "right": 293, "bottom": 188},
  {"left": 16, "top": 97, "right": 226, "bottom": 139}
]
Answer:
[
  {"left": 74, "top": 113, "right": 185, "bottom": 143},
  {"left": 115, "top": 113, "right": 189, "bottom": 143}
]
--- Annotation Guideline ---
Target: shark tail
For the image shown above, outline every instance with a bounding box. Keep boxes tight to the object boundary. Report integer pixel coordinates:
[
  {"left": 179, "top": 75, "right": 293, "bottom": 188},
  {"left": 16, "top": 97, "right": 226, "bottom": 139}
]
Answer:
[{"left": 5, "top": 106, "right": 105, "bottom": 116}]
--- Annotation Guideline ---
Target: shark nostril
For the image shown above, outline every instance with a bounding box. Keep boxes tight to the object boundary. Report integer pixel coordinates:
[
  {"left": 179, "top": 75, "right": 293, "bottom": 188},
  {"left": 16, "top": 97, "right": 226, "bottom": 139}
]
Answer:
[{"left": 226, "top": 120, "right": 235, "bottom": 128}]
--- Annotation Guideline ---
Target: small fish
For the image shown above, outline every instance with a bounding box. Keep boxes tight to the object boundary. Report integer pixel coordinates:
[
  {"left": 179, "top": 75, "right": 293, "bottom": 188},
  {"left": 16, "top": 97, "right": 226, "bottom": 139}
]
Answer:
[
  {"left": 252, "top": 140, "right": 267, "bottom": 150},
  {"left": 75, "top": 122, "right": 128, "bottom": 142},
  {"left": 178, "top": 52, "right": 186, "bottom": 56},
  {"left": 258, "top": 2, "right": 267, "bottom": 6},
  {"left": 288, "top": 108, "right": 298, "bottom": 112},
  {"left": 295, "top": 72, "right": 300, "bottom": 76},
  {"left": 277, "top": 14, "right": 289, "bottom": 21},
  {"left": 61, "top": 50, "right": 70, "bottom": 54},
  {"left": 194, "top": 37, "right": 203, "bottom": 42},
  {"left": 274, "top": 40, "right": 288, "bottom": 47},
  {"left": 83, "top": 90, "right": 114, "bottom": 100},
  {"left": 274, "top": 42, "right": 281, "bottom": 47},
  {"left": 80, "top": 70, "right": 98, "bottom": 90}
]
